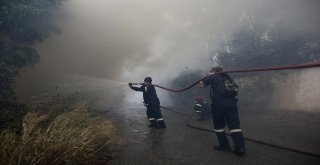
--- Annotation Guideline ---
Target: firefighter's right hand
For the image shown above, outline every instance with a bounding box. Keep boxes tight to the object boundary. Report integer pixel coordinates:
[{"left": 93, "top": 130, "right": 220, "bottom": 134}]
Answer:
[{"left": 128, "top": 83, "right": 132, "bottom": 86}]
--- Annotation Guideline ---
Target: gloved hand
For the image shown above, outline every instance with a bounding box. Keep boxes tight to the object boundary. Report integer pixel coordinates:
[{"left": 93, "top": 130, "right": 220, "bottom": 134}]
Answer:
[{"left": 128, "top": 83, "right": 132, "bottom": 87}]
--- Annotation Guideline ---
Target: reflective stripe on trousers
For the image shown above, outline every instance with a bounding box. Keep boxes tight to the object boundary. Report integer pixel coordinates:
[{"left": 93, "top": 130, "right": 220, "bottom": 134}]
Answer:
[
  {"left": 156, "top": 118, "right": 164, "bottom": 121},
  {"left": 214, "top": 129, "right": 225, "bottom": 133},
  {"left": 230, "top": 129, "right": 242, "bottom": 133}
]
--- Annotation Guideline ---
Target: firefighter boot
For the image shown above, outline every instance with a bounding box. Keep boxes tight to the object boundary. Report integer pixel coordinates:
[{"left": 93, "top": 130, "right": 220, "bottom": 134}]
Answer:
[
  {"left": 148, "top": 119, "right": 157, "bottom": 128},
  {"left": 214, "top": 132, "right": 231, "bottom": 152},
  {"left": 231, "top": 132, "right": 245, "bottom": 156},
  {"left": 156, "top": 118, "right": 166, "bottom": 129}
]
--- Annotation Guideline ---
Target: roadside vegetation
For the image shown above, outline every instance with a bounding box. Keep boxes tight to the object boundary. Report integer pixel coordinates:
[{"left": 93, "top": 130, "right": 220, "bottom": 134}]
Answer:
[
  {"left": 1, "top": 0, "right": 67, "bottom": 138},
  {"left": 0, "top": 96, "right": 121, "bottom": 164},
  {"left": 1, "top": 1, "right": 122, "bottom": 164}
]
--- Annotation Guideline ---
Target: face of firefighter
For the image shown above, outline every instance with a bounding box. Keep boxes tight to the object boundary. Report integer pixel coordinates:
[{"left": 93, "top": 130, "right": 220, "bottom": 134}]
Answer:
[{"left": 144, "top": 81, "right": 151, "bottom": 86}]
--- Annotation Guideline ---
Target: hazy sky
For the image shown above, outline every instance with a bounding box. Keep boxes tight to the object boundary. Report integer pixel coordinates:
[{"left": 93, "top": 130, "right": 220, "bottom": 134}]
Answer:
[{"left": 16, "top": 0, "right": 320, "bottom": 98}]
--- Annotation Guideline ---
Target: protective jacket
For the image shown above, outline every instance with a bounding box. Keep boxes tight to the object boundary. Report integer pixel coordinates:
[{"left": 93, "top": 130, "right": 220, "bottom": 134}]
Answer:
[
  {"left": 130, "top": 84, "right": 160, "bottom": 105},
  {"left": 129, "top": 84, "right": 166, "bottom": 129}
]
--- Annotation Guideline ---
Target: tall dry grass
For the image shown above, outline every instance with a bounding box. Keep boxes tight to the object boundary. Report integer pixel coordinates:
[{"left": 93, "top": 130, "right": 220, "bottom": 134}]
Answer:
[{"left": 0, "top": 102, "right": 121, "bottom": 164}]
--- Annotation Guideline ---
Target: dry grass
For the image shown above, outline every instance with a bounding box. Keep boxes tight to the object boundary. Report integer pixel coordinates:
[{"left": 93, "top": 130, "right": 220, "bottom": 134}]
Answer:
[{"left": 0, "top": 102, "right": 121, "bottom": 164}]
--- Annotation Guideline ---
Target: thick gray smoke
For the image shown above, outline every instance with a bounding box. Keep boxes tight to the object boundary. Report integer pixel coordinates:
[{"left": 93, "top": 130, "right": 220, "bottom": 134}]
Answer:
[
  {"left": 16, "top": 0, "right": 320, "bottom": 106},
  {"left": 271, "top": 69, "right": 320, "bottom": 111}
]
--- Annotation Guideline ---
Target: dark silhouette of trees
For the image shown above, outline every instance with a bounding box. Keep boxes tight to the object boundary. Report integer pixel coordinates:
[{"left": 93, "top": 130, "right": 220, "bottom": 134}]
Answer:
[
  {"left": 168, "top": 69, "right": 208, "bottom": 106},
  {"left": 0, "top": 0, "right": 64, "bottom": 101},
  {"left": 0, "top": 0, "right": 65, "bottom": 131},
  {"left": 216, "top": 26, "right": 319, "bottom": 70}
]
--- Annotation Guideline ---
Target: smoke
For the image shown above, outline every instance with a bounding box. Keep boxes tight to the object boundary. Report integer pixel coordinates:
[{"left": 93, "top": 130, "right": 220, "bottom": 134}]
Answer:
[
  {"left": 15, "top": 0, "right": 320, "bottom": 106},
  {"left": 271, "top": 68, "right": 320, "bottom": 111}
]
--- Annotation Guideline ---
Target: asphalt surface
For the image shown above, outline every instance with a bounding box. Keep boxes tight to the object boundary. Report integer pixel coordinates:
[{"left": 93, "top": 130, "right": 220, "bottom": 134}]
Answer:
[
  {"left": 107, "top": 103, "right": 320, "bottom": 165},
  {"left": 18, "top": 75, "right": 319, "bottom": 165}
]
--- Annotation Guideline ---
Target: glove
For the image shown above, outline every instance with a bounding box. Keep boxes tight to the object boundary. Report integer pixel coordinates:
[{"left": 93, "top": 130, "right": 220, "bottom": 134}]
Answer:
[{"left": 128, "top": 83, "right": 132, "bottom": 86}]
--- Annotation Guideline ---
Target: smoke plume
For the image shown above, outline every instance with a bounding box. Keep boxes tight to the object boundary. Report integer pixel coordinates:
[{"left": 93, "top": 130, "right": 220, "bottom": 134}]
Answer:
[{"left": 15, "top": 0, "right": 320, "bottom": 107}]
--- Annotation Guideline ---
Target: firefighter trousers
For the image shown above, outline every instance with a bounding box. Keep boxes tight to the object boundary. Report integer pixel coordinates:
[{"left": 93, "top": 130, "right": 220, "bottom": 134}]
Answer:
[
  {"left": 211, "top": 99, "right": 245, "bottom": 154},
  {"left": 146, "top": 103, "right": 166, "bottom": 128}
]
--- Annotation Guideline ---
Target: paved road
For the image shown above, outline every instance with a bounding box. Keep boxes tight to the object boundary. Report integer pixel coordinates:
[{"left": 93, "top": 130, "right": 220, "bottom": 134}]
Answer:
[
  {"left": 18, "top": 75, "right": 320, "bottom": 164},
  {"left": 107, "top": 103, "right": 320, "bottom": 165}
]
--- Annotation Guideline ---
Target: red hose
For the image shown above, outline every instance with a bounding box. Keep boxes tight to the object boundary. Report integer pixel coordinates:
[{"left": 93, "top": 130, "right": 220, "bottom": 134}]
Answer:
[{"left": 153, "top": 61, "right": 320, "bottom": 92}]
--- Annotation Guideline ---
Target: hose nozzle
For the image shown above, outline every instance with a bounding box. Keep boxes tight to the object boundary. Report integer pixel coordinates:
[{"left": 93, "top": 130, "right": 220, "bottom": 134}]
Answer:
[{"left": 130, "top": 82, "right": 144, "bottom": 85}]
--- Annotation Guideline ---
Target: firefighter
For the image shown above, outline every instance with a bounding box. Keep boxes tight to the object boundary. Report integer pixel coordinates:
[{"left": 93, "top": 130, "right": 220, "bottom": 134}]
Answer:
[
  {"left": 198, "top": 66, "right": 245, "bottom": 156},
  {"left": 129, "top": 77, "right": 166, "bottom": 129},
  {"left": 194, "top": 96, "right": 211, "bottom": 120}
]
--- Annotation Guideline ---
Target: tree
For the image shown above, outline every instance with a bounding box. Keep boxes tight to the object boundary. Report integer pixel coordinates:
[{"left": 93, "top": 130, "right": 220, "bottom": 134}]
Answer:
[
  {"left": 0, "top": 0, "right": 64, "bottom": 101},
  {"left": 0, "top": 0, "right": 65, "bottom": 131},
  {"left": 213, "top": 25, "right": 320, "bottom": 111},
  {"left": 168, "top": 69, "right": 209, "bottom": 106},
  {"left": 168, "top": 24, "right": 320, "bottom": 110},
  {"left": 216, "top": 25, "right": 320, "bottom": 70}
]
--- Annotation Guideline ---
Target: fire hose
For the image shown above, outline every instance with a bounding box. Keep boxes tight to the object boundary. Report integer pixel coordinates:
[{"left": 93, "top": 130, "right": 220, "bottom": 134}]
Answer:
[
  {"left": 152, "top": 61, "right": 320, "bottom": 92},
  {"left": 155, "top": 61, "right": 320, "bottom": 158},
  {"left": 160, "top": 106, "right": 320, "bottom": 158}
]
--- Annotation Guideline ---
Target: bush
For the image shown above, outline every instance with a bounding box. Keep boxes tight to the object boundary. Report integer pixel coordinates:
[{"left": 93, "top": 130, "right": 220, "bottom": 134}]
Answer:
[{"left": 168, "top": 69, "right": 209, "bottom": 106}]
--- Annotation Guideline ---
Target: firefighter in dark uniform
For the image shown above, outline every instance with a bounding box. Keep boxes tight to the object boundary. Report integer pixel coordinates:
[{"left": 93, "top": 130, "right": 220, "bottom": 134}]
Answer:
[
  {"left": 129, "top": 77, "right": 166, "bottom": 129},
  {"left": 194, "top": 96, "right": 211, "bottom": 120},
  {"left": 198, "top": 66, "right": 245, "bottom": 155}
]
